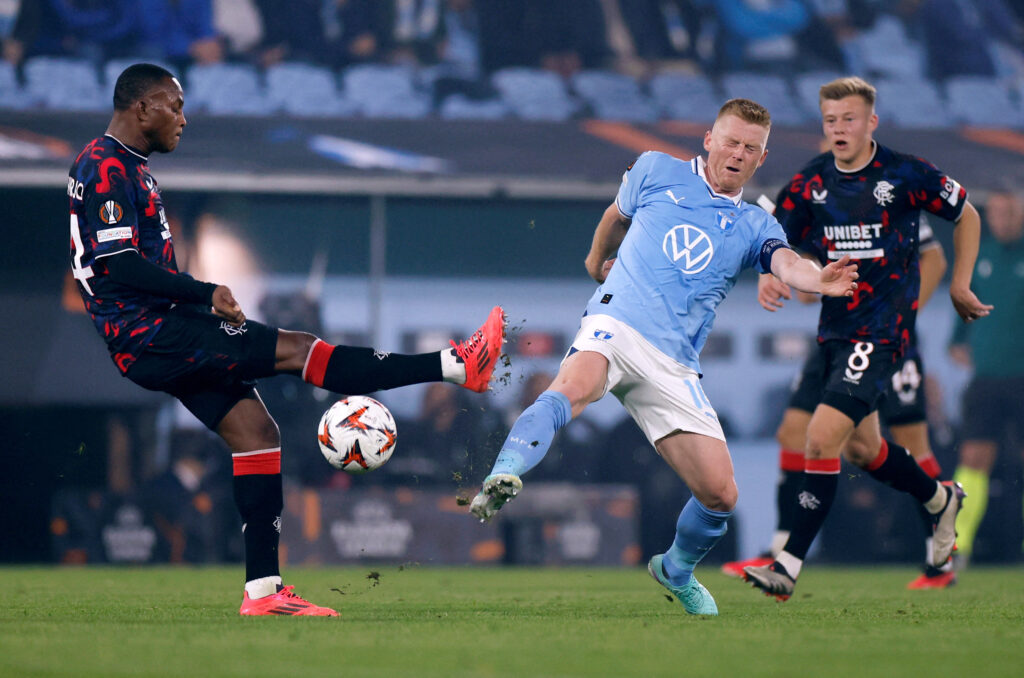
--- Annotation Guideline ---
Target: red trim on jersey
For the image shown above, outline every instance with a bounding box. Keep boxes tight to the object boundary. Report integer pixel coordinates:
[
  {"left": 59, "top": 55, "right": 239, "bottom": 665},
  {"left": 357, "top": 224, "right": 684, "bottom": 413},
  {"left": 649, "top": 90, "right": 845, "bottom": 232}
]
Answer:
[
  {"left": 805, "top": 457, "right": 841, "bottom": 474},
  {"left": 232, "top": 449, "right": 281, "bottom": 476},
  {"left": 915, "top": 452, "right": 942, "bottom": 479},
  {"left": 779, "top": 449, "right": 805, "bottom": 472},
  {"left": 866, "top": 439, "right": 889, "bottom": 471},
  {"left": 302, "top": 339, "right": 334, "bottom": 387}
]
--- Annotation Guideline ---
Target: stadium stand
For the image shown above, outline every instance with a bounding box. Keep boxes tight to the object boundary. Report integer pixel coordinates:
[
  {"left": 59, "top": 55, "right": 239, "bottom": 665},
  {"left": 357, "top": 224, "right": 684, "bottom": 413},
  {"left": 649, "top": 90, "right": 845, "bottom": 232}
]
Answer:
[
  {"left": 570, "top": 69, "right": 658, "bottom": 123},
  {"left": 944, "top": 76, "right": 1024, "bottom": 128},
  {"left": 873, "top": 77, "right": 949, "bottom": 129},
  {"left": 648, "top": 72, "right": 721, "bottom": 124},
  {"left": 23, "top": 56, "right": 106, "bottom": 112},
  {"left": 490, "top": 67, "right": 578, "bottom": 122},
  {"left": 721, "top": 72, "right": 810, "bottom": 126},
  {"left": 343, "top": 63, "right": 432, "bottom": 119},
  {"left": 265, "top": 62, "right": 358, "bottom": 118}
]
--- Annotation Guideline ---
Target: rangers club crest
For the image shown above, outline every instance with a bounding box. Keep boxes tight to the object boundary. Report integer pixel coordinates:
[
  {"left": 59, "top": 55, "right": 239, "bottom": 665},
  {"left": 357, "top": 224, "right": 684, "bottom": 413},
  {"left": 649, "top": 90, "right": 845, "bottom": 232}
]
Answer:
[{"left": 873, "top": 181, "right": 895, "bottom": 206}]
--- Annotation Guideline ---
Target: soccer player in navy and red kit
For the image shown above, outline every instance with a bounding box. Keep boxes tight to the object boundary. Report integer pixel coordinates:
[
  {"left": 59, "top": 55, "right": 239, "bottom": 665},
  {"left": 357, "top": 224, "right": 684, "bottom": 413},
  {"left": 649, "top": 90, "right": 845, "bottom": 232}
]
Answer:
[
  {"left": 742, "top": 76, "right": 992, "bottom": 600},
  {"left": 68, "top": 64, "right": 507, "bottom": 615}
]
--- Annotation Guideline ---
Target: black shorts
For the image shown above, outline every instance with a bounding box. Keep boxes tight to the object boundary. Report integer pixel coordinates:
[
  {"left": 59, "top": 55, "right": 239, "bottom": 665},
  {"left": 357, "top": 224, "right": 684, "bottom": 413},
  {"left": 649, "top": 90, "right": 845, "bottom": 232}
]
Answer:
[
  {"left": 960, "top": 376, "right": 1024, "bottom": 443},
  {"left": 124, "top": 306, "right": 279, "bottom": 430},
  {"left": 787, "top": 345, "right": 828, "bottom": 414},
  {"left": 877, "top": 348, "right": 927, "bottom": 426},
  {"left": 820, "top": 339, "right": 901, "bottom": 425}
]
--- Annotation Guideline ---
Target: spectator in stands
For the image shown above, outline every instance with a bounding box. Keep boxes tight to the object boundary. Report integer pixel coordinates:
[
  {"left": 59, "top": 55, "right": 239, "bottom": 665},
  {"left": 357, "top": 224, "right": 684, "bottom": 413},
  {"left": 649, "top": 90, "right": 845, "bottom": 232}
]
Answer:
[
  {"left": 375, "top": 0, "right": 448, "bottom": 66},
  {"left": 476, "top": 0, "right": 610, "bottom": 76},
  {"left": 949, "top": 190, "right": 1024, "bottom": 564},
  {"left": 133, "top": 0, "right": 223, "bottom": 67},
  {"left": 698, "top": 0, "right": 811, "bottom": 73},
  {"left": 616, "top": 0, "right": 708, "bottom": 67},
  {"left": 145, "top": 430, "right": 228, "bottom": 563},
  {"left": 253, "top": 0, "right": 379, "bottom": 69},
  {"left": 903, "top": 0, "right": 1024, "bottom": 80},
  {"left": 3, "top": 0, "right": 137, "bottom": 66}
]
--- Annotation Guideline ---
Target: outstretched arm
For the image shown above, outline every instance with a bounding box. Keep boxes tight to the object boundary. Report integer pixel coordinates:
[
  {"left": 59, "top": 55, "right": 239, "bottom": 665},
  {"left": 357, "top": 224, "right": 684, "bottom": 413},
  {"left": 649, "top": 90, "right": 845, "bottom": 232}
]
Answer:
[
  {"left": 584, "top": 202, "right": 631, "bottom": 283},
  {"left": 949, "top": 201, "right": 993, "bottom": 322},
  {"left": 769, "top": 247, "right": 858, "bottom": 298}
]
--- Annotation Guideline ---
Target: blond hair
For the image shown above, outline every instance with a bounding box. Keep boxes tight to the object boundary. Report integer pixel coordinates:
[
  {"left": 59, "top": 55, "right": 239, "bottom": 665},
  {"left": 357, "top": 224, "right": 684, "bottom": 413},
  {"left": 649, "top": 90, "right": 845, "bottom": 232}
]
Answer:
[
  {"left": 819, "top": 76, "right": 876, "bottom": 107},
  {"left": 716, "top": 98, "right": 771, "bottom": 128}
]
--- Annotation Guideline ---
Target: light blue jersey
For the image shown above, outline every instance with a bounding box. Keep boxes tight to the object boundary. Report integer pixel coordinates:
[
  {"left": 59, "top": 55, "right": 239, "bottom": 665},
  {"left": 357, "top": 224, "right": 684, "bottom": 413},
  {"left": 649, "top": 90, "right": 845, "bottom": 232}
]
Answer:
[{"left": 585, "top": 151, "right": 788, "bottom": 374}]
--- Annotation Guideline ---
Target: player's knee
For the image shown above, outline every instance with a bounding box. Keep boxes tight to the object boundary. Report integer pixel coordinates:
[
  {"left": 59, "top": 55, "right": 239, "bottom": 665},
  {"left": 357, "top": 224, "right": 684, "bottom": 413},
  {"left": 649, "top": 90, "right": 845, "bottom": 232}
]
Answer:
[
  {"left": 275, "top": 330, "right": 318, "bottom": 371},
  {"left": 842, "top": 440, "right": 875, "bottom": 468},
  {"left": 700, "top": 479, "right": 737, "bottom": 512}
]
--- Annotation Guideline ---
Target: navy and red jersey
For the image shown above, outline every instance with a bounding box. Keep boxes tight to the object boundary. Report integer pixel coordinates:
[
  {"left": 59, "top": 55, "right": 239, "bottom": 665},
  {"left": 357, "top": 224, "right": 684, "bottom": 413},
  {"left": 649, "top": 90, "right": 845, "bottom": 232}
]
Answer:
[
  {"left": 774, "top": 142, "right": 967, "bottom": 350},
  {"left": 68, "top": 135, "right": 178, "bottom": 373}
]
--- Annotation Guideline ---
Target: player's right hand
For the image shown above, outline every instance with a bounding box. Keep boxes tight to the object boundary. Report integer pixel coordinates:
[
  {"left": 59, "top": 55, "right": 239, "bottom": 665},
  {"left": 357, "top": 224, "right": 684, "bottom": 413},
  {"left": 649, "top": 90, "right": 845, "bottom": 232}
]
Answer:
[
  {"left": 212, "top": 285, "right": 245, "bottom": 325},
  {"left": 950, "top": 285, "right": 993, "bottom": 323},
  {"left": 758, "top": 273, "right": 792, "bottom": 312}
]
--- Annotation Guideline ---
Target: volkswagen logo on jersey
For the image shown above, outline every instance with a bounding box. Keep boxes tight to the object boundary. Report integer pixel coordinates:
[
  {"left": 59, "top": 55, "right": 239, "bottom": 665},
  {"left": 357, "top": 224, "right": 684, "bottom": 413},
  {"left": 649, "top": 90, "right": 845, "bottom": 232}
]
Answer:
[
  {"left": 663, "top": 224, "right": 714, "bottom": 274},
  {"left": 99, "top": 200, "right": 123, "bottom": 225}
]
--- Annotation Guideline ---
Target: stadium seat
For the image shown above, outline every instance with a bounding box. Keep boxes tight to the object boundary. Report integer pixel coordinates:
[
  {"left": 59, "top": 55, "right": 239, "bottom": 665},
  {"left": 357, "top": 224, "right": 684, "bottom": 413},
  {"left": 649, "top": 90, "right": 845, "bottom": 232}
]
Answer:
[
  {"left": 491, "top": 67, "right": 578, "bottom": 122},
  {"left": 720, "top": 73, "right": 809, "bottom": 125},
  {"left": 185, "top": 63, "right": 274, "bottom": 116},
  {"left": 847, "top": 15, "right": 925, "bottom": 79},
  {"left": 0, "top": 61, "right": 34, "bottom": 110},
  {"left": 793, "top": 71, "right": 843, "bottom": 119},
  {"left": 342, "top": 64, "right": 432, "bottom": 119},
  {"left": 439, "top": 93, "right": 509, "bottom": 120},
  {"left": 944, "top": 76, "right": 1023, "bottom": 129},
  {"left": 648, "top": 72, "right": 720, "bottom": 123},
  {"left": 874, "top": 78, "right": 948, "bottom": 128},
  {"left": 265, "top": 62, "right": 357, "bottom": 117},
  {"left": 571, "top": 70, "right": 658, "bottom": 123},
  {"left": 23, "top": 56, "right": 106, "bottom": 112}
]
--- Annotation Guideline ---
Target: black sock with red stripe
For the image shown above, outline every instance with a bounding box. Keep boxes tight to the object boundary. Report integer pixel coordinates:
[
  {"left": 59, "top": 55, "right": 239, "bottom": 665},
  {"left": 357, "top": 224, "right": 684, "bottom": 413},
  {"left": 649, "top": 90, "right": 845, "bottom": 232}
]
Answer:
[
  {"left": 864, "top": 439, "right": 940, "bottom": 504},
  {"left": 783, "top": 458, "right": 840, "bottom": 560},
  {"left": 233, "top": 449, "right": 283, "bottom": 582},
  {"left": 776, "top": 449, "right": 805, "bottom": 533},
  {"left": 302, "top": 340, "right": 441, "bottom": 394}
]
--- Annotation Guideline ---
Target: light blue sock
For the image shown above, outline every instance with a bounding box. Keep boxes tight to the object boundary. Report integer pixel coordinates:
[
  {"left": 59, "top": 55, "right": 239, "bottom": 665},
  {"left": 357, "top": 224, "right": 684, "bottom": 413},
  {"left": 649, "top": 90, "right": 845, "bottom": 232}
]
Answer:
[
  {"left": 662, "top": 497, "right": 732, "bottom": 586},
  {"left": 489, "top": 390, "right": 572, "bottom": 478}
]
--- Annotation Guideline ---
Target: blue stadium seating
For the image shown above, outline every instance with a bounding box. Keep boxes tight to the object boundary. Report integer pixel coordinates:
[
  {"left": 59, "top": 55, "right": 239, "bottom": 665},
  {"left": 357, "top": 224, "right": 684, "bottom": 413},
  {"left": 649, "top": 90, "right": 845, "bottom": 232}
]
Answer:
[
  {"left": 793, "top": 70, "right": 843, "bottom": 119},
  {"left": 874, "top": 77, "right": 948, "bottom": 128},
  {"left": 648, "top": 72, "right": 720, "bottom": 123},
  {"left": 491, "top": 68, "right": 578, "bottom": 122},
  {"left": 343, "top": 64, "right": 432, "bottom": 119},
  {"left": 439, "top": 93, "right": 509, "bottom": 120},
  {"left": 944, "top": 76, "right": 1023, "bottom": 129},
  {"left": 23, "top": 57, "right": 106, "bottom": 112},
  {"left": 721, "top": 73, "right": 810, "bottom": 125},
  {"left": 571, "top": 69, "right": 658, "bottom": 123},
  {"left": 185, "top": 63, "right": 274, "bottom": 115},
  {"left": 0, "top": 61, "right": 33, "bottom": 110},
  {"left": 266, "top": 62, "right": 357, "bottom": 117}
]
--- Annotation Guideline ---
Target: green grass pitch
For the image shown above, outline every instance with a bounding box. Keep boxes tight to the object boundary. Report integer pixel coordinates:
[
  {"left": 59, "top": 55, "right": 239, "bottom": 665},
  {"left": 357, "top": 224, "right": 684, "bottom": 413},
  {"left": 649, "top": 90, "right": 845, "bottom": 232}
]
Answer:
[{"left": 3, "top": 565, "right": 1023, "bottom": 677}]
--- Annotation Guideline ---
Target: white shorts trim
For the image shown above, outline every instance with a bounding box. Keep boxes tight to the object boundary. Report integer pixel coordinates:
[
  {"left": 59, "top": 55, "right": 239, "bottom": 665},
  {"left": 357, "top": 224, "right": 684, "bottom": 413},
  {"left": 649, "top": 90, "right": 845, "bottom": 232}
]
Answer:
[{"left": 564, "top": 314, "right": 725, "bottom": 445}]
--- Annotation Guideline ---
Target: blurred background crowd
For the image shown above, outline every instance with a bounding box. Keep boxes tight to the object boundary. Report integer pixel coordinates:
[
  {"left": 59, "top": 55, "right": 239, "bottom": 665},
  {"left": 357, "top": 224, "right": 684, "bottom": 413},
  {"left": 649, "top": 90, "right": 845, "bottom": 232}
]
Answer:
[{"left": 2, "top": 0, "right": 1024, "bottom": 125}]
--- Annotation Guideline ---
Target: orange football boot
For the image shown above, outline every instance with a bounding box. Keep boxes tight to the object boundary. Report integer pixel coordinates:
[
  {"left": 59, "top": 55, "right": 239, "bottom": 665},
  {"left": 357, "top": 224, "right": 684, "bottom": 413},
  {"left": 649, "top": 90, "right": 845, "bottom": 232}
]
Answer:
[
  {"left": 239, "top": 585, "right": 339, "bottom": 616},
  {"left": 451, "top": 306, "right": 507, "bottom": 393}
]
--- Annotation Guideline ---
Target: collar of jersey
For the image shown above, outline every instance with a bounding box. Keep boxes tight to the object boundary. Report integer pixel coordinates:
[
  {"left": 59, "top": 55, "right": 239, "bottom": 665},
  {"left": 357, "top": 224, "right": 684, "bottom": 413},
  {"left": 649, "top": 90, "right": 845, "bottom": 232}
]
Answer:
[
  {"left": 105, "top": 134, "right": 149, "bottom": 161},
  {"left": 833, "top": 140, "right": 877, "bottom": 174},
  {"left": 692, "top": 156, "right": 742, "bottom": 206}
]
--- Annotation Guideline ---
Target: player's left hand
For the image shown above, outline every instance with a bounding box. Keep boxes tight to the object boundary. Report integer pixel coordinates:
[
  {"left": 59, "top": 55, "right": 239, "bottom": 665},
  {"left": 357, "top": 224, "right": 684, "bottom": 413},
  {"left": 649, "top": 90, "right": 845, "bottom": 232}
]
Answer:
[
  {"left": 819, "top": 254, "right": 859, "bottom": 297},
  {"left": 950, "top": 285, "right": 993, "bottom": 323},
  {"left": 212, "top": 285, "right": 246, "bottom": 325},
  {"left": 599, "top": 257, "right": 616, "bottom": 282}
]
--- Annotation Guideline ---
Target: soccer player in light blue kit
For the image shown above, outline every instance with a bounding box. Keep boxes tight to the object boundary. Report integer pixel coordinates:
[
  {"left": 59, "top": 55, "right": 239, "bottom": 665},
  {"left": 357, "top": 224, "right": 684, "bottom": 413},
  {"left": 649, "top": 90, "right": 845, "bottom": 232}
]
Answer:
[{"left": 468, "top": 99, "right": 860, "bottom": 615}]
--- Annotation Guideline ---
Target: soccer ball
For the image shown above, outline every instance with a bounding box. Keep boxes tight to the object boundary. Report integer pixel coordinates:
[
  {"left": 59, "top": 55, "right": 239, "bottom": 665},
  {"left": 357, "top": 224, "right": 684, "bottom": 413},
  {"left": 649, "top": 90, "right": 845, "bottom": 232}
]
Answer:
[{"left": 317, "top": 396, "right": 397, "bottom": 473}]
